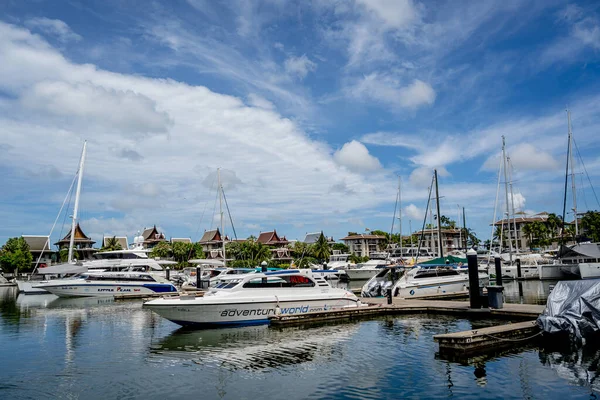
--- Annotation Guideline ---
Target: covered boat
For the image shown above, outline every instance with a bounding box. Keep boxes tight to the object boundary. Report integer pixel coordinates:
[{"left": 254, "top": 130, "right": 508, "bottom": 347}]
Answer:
[{"left": 537, "top": 279, "right": 600, "bottom": 344}]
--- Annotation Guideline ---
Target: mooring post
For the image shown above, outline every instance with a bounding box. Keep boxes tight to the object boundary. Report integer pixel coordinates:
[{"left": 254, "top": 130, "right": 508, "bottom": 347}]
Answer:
[
  {"left": 196, "top": 266, "right": 201, "bottom": 289},
  {"left": 261, "top": 261, "right": 268, "bottom": 284},
  {"left": 387, "top": 285, "right": 393, "bottom": 304},
  {"left": 467, "top": 248, "right": 480, "bottom": 308},
  {"left": 494, "top": 256, "right": 502, "bottom": 286},
  {"left": 165, "top": 267, "right": 170, "bottom": 281},
  {"left": 516, "top": 258, "right": 522, "bottom": 279},
  {"left": 323, "top": 262, "right": 328, "bottom": 270}
]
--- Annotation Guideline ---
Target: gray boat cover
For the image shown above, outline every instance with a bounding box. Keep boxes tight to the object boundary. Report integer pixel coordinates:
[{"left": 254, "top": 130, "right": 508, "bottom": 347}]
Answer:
[{"left": 537, "top": 279, "right": 600, "bottom": 343}]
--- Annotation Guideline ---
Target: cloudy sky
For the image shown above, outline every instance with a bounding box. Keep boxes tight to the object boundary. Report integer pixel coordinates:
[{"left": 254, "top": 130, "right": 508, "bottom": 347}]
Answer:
[{"left": 1, "top": 0, "right": 600, "bottom": 246}]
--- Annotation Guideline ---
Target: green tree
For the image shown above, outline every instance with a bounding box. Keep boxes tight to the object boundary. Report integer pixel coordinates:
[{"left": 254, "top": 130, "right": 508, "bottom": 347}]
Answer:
[
  {"left": 100, "top": 236, "right": 123, "bottom": 252},
  {"left": 439, "top": 215, "right": 457, "bottom": 229},
  {"left": 546, "top": 213, "right": 561, "bottom": 240},
  {"left": 149, "top": 242, "right": 172, "bottom": 259},
  {"left": 312, "top": 232, "right": 331, "bottom": 262},
  {"left": 582, "top": 211, "right": 600, "bottom": 242},
  {"left": 0, "top": 237, "right": 33, "bottom": 272},
  {"left": 172, "top": 242, "right": 195, "bottom": 266},
  {"left": 347, "top": 232, "right": 358, "bottom": 236},
  {"left": 331, "top": 242, "right": 349, "bottom": 253}
]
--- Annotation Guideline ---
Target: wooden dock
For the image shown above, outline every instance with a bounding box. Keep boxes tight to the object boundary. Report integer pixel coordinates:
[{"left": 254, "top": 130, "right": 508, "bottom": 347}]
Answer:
[{"left": 269, "top": 298, "right": 544, "bottom": 327}]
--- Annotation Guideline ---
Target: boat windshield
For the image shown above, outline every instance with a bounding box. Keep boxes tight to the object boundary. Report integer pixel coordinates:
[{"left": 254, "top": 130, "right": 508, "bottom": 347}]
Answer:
[
  {"left": 242, "top": 275, "right": 315, "bottom": 288},
  {"left": 214, "top": 279, "right": 242, "bottom": 289}
]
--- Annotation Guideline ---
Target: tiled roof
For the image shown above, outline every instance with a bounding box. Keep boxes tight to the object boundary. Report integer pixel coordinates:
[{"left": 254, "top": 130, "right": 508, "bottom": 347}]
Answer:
[
  {"left": 340, "top": 234, "right": 387, "bottom": 240},
  {"left": 103, "top": 236, "right": 128, "bottom": 249},
  {"left": 22, "top": 235, "right": 51, "bottom": 251},
  {"left": 199, "top": 229, "right": 221, "bottom": 243},
  {"left": 171, "top": 238, "right": 192, "bottom": 244}
]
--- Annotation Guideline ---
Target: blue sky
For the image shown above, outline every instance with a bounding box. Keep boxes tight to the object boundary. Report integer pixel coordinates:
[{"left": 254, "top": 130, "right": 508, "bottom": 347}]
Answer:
[{"left": 1, "top": 0, "right": 600, "bottom": 247}]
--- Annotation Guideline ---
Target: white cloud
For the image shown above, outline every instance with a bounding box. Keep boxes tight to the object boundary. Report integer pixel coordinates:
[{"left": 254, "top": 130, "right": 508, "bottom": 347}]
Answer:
[
  {"left": 361, "top": 132, "right": 425, "bottom": 151},
  {"left": 404, "top": 203, "right": 424, "bottom": 221},
  {"left": 355, "top": 0, "right": 419, "bottom": 30},
  {"left": 333, "top": 141, "right": 382, "bottom": 172},
  {"left": 511, "top": 193, "right": 526, "bottom": 211},
  {"left": 482, "top": 143, "right": 560, "bottom": 172},
  {"left": 0, "top": 21, "right": 393, "bottom": 242},
  {"left": 20, "top": 81, "right": 172, "bottom": 134},
  {"left": 247, "top": 93, "right": 276, "bottom": 110},
  {"left": 347, "top": 74, "right": 436, "bottom": 110},
  {"left": 25, "top": 17, "right": 82, "bottom": 42},
  {"left": 284, "top": 54, "right": 317, "bottom": 79}
]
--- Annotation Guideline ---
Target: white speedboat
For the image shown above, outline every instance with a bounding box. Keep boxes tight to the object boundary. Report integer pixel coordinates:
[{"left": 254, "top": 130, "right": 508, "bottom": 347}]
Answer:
[
  {"left": 144, "top": 269, "right": 362, "bottom": 327},
  {"left": 32, "top": 271, "right": 178, "bottom": 297},
  {"left": 345, "top": 260, "right": 392, "bottom": 280},
  {"left": 579, "top": 263, "right": 600, "bottom": 279},
  {"left": 362, "top": 265, "right": 488, "bottom": 298}
]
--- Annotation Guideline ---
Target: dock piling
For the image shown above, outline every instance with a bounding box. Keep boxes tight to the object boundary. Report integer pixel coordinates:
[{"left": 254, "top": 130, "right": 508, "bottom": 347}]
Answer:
[
  {"left": 196, "top": 266, "right": 202, "bottom": 289},
  {"left": 467, "top": 249, "right": 481, "bottom": 309},
  {"left": 261, "top": 261, "right": 268, "bottom": 284},
  {"left": 494, "top": 257, "right": 502, "bottom": 286},
  {"left": 516, "top": 258, "right": 522, "bottom": 279},
  {"left": 165, "top": 267, "right": 170, "bottom": 281}
]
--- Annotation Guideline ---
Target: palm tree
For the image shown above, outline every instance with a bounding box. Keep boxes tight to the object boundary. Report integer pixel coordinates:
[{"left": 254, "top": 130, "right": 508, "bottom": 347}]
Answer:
[
  {"left": 546, "top": 213, "right": 561, "bottom": 240},
  {"left": 521, "top": 223, "right": 534, "bottom": 250},
  {"left": 312, "top": 232, "right": 331, "bottom": 263},
  {"left": 100, "top": 236, "right": 123, "bottom": 252}
]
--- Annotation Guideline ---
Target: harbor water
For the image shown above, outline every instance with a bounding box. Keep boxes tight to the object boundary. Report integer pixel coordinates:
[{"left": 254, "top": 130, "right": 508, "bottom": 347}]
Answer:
[{"left": 1, "top": 282, "right": 598, "bottom": 399}]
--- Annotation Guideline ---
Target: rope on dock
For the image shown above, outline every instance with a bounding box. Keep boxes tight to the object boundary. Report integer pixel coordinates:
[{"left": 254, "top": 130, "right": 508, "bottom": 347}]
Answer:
[{"left": 482, "top": 330, "right": 543, "bottom": 342}]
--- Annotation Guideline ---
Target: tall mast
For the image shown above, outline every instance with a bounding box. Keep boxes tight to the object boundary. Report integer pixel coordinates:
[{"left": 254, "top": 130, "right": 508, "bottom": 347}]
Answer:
[
  {"left": 434, "top": 169, "right": 444, "bottom": 258},
  {"left": 398, "top": 176, "right": 402, "bottom": 260},
  {"left": 568, "top": 110, "right": 579, "bottom": 237},
  {"left": 462, "top": 207, "right": 467, "bottom": 250},
  {"left": 457, "top": 205, "right": 462, "bottom": 250},
  {"left": 218, "top": 168, "right": 226, "bottom": 267},
  {"left": 507, "top": 157, "right": 520, "bottom": 253},
  {"left": 502, "top": 136, "right": 513, "bottom": 264},
  {"left": 68, "top": 141, "right": 86, "bottom": 264}
]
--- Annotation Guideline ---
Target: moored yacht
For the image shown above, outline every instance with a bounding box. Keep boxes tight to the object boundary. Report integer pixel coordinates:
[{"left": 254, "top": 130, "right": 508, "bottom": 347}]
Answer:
[
  {"left": 345, "top": 259, "right": 394, "bottom": 280},
  {"left": 144, "top": 269, "right": 362, "bottom": 327},
  {"left": 32, "top": 271, "right": 177, "bottom": 297}
]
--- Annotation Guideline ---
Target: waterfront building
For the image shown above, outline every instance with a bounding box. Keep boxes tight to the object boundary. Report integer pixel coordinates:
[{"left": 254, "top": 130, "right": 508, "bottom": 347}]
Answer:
[
  {"left": 413, "top": 228, "right": 462, "bottom": 257},
  {"left": 492, "top": 211, "right": 560, "bottom": 250},
  {"left": 257, "top": 230, "right": 292, "bottom": 262},
  {"left": 141, "top": 225, "right": 167, "bottom": 249},
  {"left": 340, "top": 234, "right": 387, "bottom": 258},
  {"left": 170, "top": 238, "right": 192, "bottom": 244},
  {"left": 53, "top": 223, "right": 97, "bottom": 260},
  {"left": 102, "top": 236, "right": 128, "bottom": 250},
  {"left": 198, "top": 228, "right": 229, "bottom": 260},
  {"left": 21, "top": 235, "right": 54, "bottom": 267},
  {"left": 303, "top": 232, "right": 335, "bottom": 245}
]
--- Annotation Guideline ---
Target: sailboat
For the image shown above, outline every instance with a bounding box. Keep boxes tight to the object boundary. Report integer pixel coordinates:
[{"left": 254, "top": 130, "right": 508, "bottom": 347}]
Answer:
[{"left": 16, "top": 142, "right": 89, "bottom": 294}]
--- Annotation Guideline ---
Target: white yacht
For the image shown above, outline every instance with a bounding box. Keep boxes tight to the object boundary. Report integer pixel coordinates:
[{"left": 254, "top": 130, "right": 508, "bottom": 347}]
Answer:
[
  {"left": 345, "top": 260, "right": 393, "bottom": 281},
  {"left": 144, "top": 269, "right": 362, "bottom": 327},
  {"left": 362, "top": 265, "right": 488, "bottom": 298},
  {"left": 32, "top": 271, "right": 178, "bottom": 297}
]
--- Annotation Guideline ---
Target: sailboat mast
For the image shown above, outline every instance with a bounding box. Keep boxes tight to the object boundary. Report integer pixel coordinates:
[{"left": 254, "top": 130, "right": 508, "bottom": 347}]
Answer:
[
  {"left": 507, "top": 157, "right": 520, "bottom": 254},
  {"left": 218, "top": 168, "right": 226, "bottom": 267},
  {"left": 434, "top": 169, "right": 444, "bottom": 258},
  {"left": 398, "top": 176, "right": 402, "bottom": 260},
  {"left": 568, "top": 110, "right": 579, "bottom": 237},
  {"left": 462, "top": 207, "right": 467, "bottom": 250},
  {"left": 502, "top": 136, "right": 513, "bottom": 264},
  {"left": 68, "top": 141, "right": 86, "bottom": 264}
]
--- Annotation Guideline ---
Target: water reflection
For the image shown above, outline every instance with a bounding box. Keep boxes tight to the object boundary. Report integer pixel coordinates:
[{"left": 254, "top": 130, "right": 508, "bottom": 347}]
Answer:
[
  {"left": 150, "top": 323, "right": 359, "bottom": 371},
  {"left": 502, "top": 279, "right": 557, "bottom": 305},
  {"left": 540, "top": 344, "right": 600, "bottom": 393}
]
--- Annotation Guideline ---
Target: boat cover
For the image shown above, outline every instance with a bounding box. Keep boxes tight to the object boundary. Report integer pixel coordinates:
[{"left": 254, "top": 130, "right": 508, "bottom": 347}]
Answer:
[
  {"left": 537, "top": 279, "right": 600, "bottom": 343},
  {"left": 419, "top": 255, "right": 467, "bottom": 265},
  {"left": 37, "top": 263, "right": 88, "bottom": 275}
]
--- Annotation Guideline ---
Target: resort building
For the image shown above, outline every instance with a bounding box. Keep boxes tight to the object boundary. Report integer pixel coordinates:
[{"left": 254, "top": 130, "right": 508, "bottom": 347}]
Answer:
[
  {"left": 141, "top": 225, "right": 167, "bottom": 249},
  {"left": 198, "top": 228, "right": 229, "bottom": 260},
  {"left": 414, "top": 228, "right": 463, "bottom": 257},
  {"left": 22, "top": 235, "right": 54, "bottom": 268},
  {"left": 492, "top": 211, "right": 556, "bottom": 250},
  {"left": 257, "top": 230, "right": 292, "bottom": 262},
  {"left": 102, "top": 236, "right": 129, "bottom": 250},
  {"left": 54, "top": 223, "right": 97, "bottom": 260},
  {"left": 340, "top": 234, "right": 387, "bottom": 258},
  {"left": 170, "top": 238, "right": 192, "bottom": 244}
]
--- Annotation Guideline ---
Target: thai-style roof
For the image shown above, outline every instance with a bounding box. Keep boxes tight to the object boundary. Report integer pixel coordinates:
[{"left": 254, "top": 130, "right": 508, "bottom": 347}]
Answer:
[
  {"left": 199, "top": 229, "right": 222, "bottom": 244},
  {"left": 54, "top": 223, "right": 95, "bottom": 245},
  {"left": 171, "top": 238, "right": 192, "bottom": 244},
  {"left": 340, "top": 234, "right": 386, "bottom": 240},
  {"left": 257, "top": 230, "right": 289, "bottom": 245},
  {"left": 102, "top": 236, "right": 128, "bottom": 249},
  {"left": 22, "top": 235, "right": 51, "bottom": 252},
  {"left": 142, "top": 225, "right": 165, "bottom": 242}
]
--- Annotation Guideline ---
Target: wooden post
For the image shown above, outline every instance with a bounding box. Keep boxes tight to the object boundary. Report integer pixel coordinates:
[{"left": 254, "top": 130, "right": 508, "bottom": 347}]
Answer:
[
  {"left": 494, "top": 257, "right": 502, "bottom": 286},
  {"left": 196, "top": 266, "right": 201, "bottom": 289},
  {"left": 165, "top": 267, "right": 170, "bottom": 281},
  {"left": 516, "top": 258, "right": 522, "bottom": 279},
  {"left": 467, "top": 249, "right": 480, "bottom": 308}
]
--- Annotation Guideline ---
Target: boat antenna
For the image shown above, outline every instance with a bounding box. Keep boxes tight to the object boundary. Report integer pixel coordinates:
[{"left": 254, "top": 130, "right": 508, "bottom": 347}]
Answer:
[
  {"left": 68, "top": 141, "right": 86, "bottom": 264},
  {"left": 501, "top": 136, "right": 513, "bottom": 264},
  {"left": 434, "top": 169, "right": 444, "bottom": 258}
]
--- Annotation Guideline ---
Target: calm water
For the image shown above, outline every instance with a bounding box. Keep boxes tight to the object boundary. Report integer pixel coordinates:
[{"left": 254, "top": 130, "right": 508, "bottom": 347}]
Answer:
[{"left": 1, "top": 283, "right": 598, "bottom": 400}]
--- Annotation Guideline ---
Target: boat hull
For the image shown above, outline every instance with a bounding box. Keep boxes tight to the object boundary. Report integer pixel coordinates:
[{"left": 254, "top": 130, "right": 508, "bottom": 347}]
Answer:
[
  {"left": 396, "top": 274, "right": 488, "bottom": 298},
  {"left": 579, "top": 263, "right": 600, "bottom": 279},
  {"left": 16, "top": 280, "right": 49, "bottom": 294},
  {"left": 537, "top": 264, "right": 568, "bottom": 280},
  {"left": 345, "top": 269, "right": 379, "bottom": 280},
  {"left": 35, "top": 282, "right": 177, "bottom": 298},
  {"left": 489, "top": 265, "right": 539, "bottom": 280},
  {"left": 145, "top": 297, "right": 359, "bottom": 327}
]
